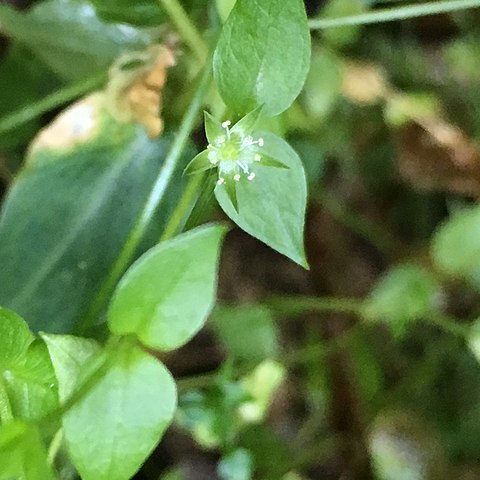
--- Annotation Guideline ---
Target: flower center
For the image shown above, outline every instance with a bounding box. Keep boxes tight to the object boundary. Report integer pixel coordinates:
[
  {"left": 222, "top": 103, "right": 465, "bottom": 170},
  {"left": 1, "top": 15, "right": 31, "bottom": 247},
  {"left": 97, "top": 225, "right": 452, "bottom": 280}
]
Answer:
[{"left": 208, "top": 121, "right": 264, "bottom": 184}]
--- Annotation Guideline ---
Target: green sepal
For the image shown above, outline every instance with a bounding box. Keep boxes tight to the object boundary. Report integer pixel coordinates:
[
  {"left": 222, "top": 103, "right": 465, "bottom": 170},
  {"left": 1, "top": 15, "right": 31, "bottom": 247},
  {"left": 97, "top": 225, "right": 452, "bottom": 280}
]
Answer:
[
  {"left": 231, "top": 105, "right": 263, "bottom": 136},
  {"left": 184, "top": 150, "right": 215, "bottom": 175},
  {"left": 204, "top": 111, "right": 225, "bottom": 145},
  {"left": 216, "top": 178, "right": 238, "bottom": 211},
  {"left": 258, "top": 154, "right": 289, "bottom": 170}
]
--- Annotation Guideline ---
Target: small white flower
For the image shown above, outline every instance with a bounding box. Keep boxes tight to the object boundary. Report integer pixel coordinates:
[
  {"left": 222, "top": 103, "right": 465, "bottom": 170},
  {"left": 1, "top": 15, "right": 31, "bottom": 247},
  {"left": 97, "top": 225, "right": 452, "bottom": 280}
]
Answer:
[{"left": 184, "top": 107, "right": 288, "bottom": 209}]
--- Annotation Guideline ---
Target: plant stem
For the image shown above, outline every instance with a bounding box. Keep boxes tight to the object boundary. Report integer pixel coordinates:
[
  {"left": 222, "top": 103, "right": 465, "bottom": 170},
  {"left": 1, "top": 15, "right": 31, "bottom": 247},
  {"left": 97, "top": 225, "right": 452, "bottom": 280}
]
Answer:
[
  {"left": 77, "top": 62, "right": 212, "bottom": 334},
  {"left": 47, "top": 428, "right": 64, "bottom": 466},
  {"left": 0, "top": 72, "right": 105, "bottom": 136},
  {"left": 177, "top": 371, "right": 217, "bottom": 392},
  {"left": 424, "top": 312, "right": 470, "bottom": 338},
  {"left": 158, "top": 0, "right": 208, "bottom": 63},
  {"left": 160, "top": 172, "right": 205, "bottom": 242},
  {"left": 265, "top": 295, "right": 365, "bottom": 317},
  {"left": 308, "top": 0, "right": 480, "bottom": 29}
]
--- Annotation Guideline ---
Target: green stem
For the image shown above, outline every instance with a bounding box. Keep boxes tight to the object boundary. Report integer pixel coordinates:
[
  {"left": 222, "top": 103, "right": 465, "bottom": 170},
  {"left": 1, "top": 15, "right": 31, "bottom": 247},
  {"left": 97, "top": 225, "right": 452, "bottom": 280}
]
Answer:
[
  {"left": 177, "top": 371, "right": 217, "bottom": 392},
  {"left": 76, "top": 62, "right": 213, "bottom": 334},
  {"left": 424, "top": 312, "right": 470, "bottom": 338},
  {"left": 160, "top": 172, "right": 205, "bottom": 242},
  {"left": 265, "top": 295, "right": 365, "bottom": 317},
  {"left": 158, "top": 0, "right": 208, "bottom": 63},
  {"left": 47, "top": 428, "right": 64, "bottom": 466},
  {"left": 0, "top": 72, "right": 105, "bottom": 136},
  {"left": 308, "top": 0, "right": 480, "bottom": 29},
  {"left": 266, "top": 296, "right": 469, "bottom": 340}
]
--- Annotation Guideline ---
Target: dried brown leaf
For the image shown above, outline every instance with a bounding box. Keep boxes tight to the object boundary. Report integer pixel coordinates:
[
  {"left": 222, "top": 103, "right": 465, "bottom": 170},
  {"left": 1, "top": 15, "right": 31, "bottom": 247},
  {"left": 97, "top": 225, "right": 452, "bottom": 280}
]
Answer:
[
  {"left": 395, "top": 119, "right": 480, "bottom": 198},
  {"left": 107, "top": 44, "right": 176, "bottom": 138}
]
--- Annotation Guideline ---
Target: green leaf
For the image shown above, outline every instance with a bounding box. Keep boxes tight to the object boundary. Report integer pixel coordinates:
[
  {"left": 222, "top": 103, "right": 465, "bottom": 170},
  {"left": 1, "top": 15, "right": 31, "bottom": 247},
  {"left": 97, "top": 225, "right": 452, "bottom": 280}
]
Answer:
[
  {"left": 0, "top": 0, "right": 152, "bottom": 81},
  {"left": 431, "top": 205, "right": 480, "bottom": 282},
  {"left": 2, "top": 340, "right": 59, "bottom": 421},
  {"left": 62, "top": 343, "right": 176, "bottom": 480},
  {"left": 0, "top": 307, "right": 34, "bottom": 370},
  {"left": 215, "top": 132, "right": 307, "bottom": 267},
  {"left": 0, "top": 422, "right": 55, "bottom": 480},
  {"left": 0, "top": 45, "right": 59, "bottom": 150},
  {"left": 212, "top": 305, "right": 278, "bottom": 363},
  {"left": 0, "top": 94, "right": 189, "bottom": 334},
  {"left": 218, "top": 448, "right": 253, "bottom": 480},
  {"left": 41, "top": 333, "right": 101, "bottom": 403},
  {"left": 213, "top": 0, "right": 311, "bottom": 116},
  {"left": 365, "top": 264, "right": 441, "bottom": 337},
  {"left": 108, "top": 225, "right": 227, "bottom": 351},
  {"left": 0, "top": 310, "right": 56, "bottom": 421},
  {"left": 216, "top": 0, "right": 237, "bottom": 22}
]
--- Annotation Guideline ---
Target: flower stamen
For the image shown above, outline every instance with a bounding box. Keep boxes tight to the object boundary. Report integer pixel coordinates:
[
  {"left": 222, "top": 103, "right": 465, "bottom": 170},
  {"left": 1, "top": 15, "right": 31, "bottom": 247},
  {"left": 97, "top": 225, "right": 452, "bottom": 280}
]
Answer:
[{"left": 221, "top": 120, "right": 232, "bottom": 140}]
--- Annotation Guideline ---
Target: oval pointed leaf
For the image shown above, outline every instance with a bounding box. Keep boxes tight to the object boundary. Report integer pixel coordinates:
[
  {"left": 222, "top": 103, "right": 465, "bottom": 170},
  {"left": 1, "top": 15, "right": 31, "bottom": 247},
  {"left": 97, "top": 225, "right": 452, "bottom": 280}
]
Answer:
[
  {"left": 432, "top": 205, "right": 480, "bottom": 278},
  {"left": 41, "top": 333, "right": 102, "bottom": 403},
  {"left": 2, "top": 340, "right": 59, "bottom": 421},
  {"left": 108, "top": 224, "right": 227, "bottom": 350},
  {"left": 215, "top": 133, "right": 307, "bottom": 267},
  {"left": 213, "top": 0, "right": 311, "bottom": 116},
  {"left": 365, "top": 264, "right": 441, "bottom": 338},
  {"left": 62, "top": 345, "right": 176, "bottom": 480}
]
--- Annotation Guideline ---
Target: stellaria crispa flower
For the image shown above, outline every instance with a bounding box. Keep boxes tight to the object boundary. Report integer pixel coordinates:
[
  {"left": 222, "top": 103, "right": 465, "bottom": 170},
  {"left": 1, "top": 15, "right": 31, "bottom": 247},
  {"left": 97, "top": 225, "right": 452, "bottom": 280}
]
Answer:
[{"left": 184, "top": 106, "right": 288, "bottom": 209}]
